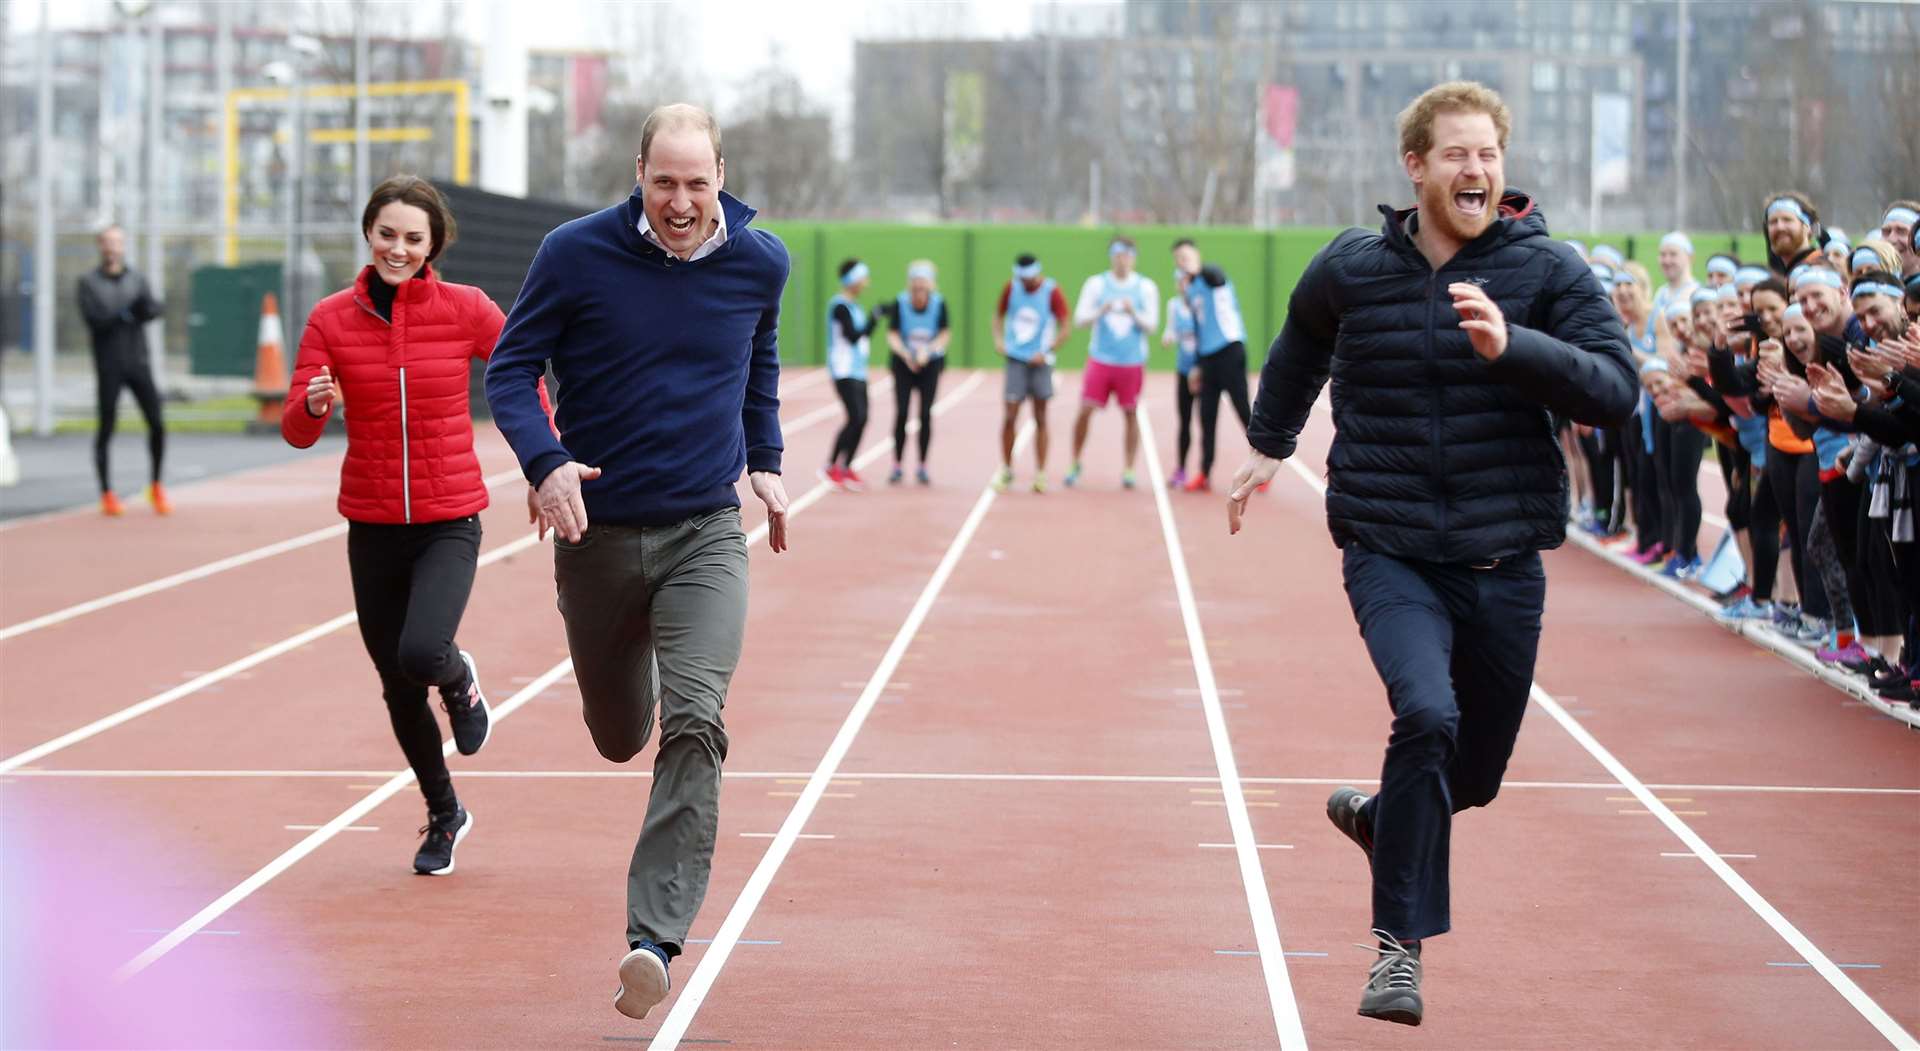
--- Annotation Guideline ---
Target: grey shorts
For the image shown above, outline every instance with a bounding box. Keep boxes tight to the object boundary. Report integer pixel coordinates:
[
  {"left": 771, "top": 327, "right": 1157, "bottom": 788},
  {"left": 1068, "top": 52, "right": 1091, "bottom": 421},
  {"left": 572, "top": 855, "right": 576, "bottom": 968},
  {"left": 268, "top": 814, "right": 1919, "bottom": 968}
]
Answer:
[{"left": 1004, "top": 359, "right": 1055, "bottom": 403}]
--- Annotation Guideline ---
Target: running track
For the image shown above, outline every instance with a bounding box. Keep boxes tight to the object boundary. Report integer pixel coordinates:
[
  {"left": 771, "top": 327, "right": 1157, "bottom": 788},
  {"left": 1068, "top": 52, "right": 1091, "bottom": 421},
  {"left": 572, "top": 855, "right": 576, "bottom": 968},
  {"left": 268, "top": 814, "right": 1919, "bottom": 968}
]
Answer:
[{"left": 1, "top": 367, "right": 1914, "bottom": 1049}]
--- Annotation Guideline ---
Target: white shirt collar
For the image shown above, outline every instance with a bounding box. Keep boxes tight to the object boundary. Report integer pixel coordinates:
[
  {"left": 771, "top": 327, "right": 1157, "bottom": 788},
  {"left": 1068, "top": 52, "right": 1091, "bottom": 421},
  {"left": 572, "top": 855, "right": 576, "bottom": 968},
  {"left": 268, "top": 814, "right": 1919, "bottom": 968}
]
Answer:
[{"left": 638, "top": 209, "right": 729, "bottom": 262}]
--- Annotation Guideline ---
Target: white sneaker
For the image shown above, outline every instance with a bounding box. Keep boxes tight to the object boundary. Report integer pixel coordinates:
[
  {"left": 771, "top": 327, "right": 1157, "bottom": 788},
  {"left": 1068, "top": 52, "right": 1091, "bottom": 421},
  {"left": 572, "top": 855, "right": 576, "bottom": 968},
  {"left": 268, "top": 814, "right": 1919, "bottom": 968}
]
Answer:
[{"left": 614, "top": 944, "right": 671, "bottom": 1020}]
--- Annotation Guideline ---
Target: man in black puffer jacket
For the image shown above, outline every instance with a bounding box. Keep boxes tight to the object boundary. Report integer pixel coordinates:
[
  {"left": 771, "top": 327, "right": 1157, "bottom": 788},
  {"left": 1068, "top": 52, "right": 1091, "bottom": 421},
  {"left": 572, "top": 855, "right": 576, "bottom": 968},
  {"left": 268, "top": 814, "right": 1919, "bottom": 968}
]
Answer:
[{"left": 1227, "top": 82, "right": 1635, "bottom": 1027}]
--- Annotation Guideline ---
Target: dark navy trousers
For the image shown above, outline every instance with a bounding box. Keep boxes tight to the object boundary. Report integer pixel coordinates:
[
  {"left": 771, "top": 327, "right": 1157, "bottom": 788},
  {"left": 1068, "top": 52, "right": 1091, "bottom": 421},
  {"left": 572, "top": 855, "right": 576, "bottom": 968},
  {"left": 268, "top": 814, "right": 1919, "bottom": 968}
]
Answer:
[{"left": 1340, "top": 543, "right": 1546, "bottom": 942}]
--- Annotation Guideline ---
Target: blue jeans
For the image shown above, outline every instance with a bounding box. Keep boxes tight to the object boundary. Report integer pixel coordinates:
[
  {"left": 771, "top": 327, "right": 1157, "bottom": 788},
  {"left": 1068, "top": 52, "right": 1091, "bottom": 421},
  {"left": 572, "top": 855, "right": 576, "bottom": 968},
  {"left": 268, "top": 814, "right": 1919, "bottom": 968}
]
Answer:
[{"left": 1340, "top": 543, "right": 1546, "bottom": 942}]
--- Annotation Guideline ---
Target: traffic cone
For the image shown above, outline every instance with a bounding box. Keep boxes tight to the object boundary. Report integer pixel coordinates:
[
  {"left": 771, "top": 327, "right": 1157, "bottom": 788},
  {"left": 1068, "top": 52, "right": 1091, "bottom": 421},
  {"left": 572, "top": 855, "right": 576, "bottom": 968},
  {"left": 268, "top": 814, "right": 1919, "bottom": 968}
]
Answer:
[{"left": 251, "top": 292, "right": 287, "bottom": 427}]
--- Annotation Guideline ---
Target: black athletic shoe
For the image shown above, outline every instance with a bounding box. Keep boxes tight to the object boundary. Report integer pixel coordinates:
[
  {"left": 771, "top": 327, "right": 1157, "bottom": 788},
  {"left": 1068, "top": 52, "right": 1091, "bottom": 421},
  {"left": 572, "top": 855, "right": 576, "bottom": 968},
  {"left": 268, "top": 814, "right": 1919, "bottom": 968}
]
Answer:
[
  {"left": 1326, "top": 787, "right": 1375, "bottom": 861},
  {"left": 1357, "top": 929, "right": 1423, "bottom": 1026},
  {"left": 1869, "top": 662, "right": 1910, "bottom": 691},
  {"left": 413, "top": 806, "right": 472, "bottom": 875},
  {"left": 442, "top": 650, "right": 492, "bottom": 756}
]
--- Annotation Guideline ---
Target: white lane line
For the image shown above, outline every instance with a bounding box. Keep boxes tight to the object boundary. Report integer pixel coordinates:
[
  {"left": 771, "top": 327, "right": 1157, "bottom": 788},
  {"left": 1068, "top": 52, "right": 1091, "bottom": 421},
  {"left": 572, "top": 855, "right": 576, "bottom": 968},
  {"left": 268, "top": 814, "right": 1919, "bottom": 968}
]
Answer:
[
  {"left": 739, "top": 832, "right": 834, "bottom": 840},
  {"left": 285, "top": 824, "right": 379, "bottom": 832},
  {"left": 113, "top": 372, "right": 984, "bottom": 983},
  {"left": 5, "top": 370, "right": 842, "bottom": 642},
  {"left": 1139, "top": 408, "right": 1307, "bottom": 1051},
  {"left": 115, "top": 660, "right": 577, "bottom": 979},
  {"left": 1282, "top": 441, "right": 1915, "bottom": 1049},
  {"left": 648, "top": 417, "right": 1026, "bottom": 1051},
  {"left": 0, "top": 467, "right": 519, "bottom": 642},
  {"left": 1663, "top": 852, "right": 1757, "bottom": 859},
  {"left": 1199, "top": 842, "right": 1293, "bottom": 850},
  {"left": 1532, "top": 682, "right": 1916, "bottom": 1049},
  {"left": 13, "top": 767, "right": 1918, "bottom": 797},
  {"left": 0, "top": 381, "right": 924, "bottom": 777}
]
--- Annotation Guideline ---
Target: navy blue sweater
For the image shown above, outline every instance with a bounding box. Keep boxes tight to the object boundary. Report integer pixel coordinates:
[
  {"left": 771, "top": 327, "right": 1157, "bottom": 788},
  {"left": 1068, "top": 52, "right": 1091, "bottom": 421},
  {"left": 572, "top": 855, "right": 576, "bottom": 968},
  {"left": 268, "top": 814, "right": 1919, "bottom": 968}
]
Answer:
[{"left": 485, "top": 190, "right": 788, "bottom": 526}]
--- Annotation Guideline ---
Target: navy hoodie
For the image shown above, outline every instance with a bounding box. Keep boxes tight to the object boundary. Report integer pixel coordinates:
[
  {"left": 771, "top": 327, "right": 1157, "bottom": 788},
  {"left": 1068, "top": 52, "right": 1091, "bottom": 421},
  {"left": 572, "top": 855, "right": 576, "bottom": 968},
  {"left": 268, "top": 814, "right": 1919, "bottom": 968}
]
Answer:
[{"left": 486, "top": 189, "right": 788, "bottom": 526}]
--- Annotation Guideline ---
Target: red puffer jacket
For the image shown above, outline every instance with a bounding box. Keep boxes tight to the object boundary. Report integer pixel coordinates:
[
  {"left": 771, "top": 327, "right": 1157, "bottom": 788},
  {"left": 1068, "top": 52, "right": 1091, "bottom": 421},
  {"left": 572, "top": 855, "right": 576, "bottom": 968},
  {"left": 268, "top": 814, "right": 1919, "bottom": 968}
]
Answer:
[{"left": 283, "top": 264, "right": 512, "bottom": 525}]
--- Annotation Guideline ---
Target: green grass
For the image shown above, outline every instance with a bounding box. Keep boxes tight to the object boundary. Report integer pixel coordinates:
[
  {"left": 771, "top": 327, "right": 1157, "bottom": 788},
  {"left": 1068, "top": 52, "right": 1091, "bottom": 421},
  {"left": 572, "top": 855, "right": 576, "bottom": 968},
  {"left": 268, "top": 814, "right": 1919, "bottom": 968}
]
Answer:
[{"left": 52, "top": 395, "right": 266, "bottom": 435}]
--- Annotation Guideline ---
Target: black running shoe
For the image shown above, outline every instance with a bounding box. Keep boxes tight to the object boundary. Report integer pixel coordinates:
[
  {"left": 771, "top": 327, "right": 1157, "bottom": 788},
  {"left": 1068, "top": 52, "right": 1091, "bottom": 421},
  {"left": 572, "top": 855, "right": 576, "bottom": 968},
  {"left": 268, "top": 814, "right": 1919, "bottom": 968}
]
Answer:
[
  {"left": 1326, "top": 787, "right": 1375, "bottom": 861},
  {"left": 442, "top": 650, "right": 492, "bottom": 756},
  {"left": 413, "top": 806, "right": 472, "bottom": 875},
  {"left": 1357, "top": 929, "right": 1423, "bottom": 1026},
  {"left": 1869, "top": 662, "right": 1910, "bottom": 691}
]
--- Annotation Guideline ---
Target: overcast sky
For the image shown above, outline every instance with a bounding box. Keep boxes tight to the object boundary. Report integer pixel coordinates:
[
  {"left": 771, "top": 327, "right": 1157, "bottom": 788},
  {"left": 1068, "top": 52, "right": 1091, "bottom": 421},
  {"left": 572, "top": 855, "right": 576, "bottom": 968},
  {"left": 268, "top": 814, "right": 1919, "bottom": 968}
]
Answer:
[{"left": 20, "top": 0, "right": 1041, "bottom": 113}]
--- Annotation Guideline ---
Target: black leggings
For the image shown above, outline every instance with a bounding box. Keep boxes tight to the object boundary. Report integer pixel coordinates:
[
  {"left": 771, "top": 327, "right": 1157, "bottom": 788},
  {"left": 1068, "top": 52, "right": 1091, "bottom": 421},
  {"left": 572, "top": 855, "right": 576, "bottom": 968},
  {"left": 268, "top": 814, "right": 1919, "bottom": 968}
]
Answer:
[
  {"left": 1175, "top": 368, "right": 1196, "bottom": 471},
  {"left": 1656, "top": 421, "right": 1707, "bottom": 560},
  {"left": 346, "top": 516, "right": 481, "bottom": 815},
  {"left": 1828, "top": 475, "right": 1904, "bottom": 638},
  {"left": 1627, "top": 417, "right": 1664, "bottom": 554},
  {"left": 1767, "top": 447, "right": 1826, "bottom": 618},
  {"left": 1717, "top": 442, "right": 1751, "bottom": 531},
  {"left": 1749, "top": 463, "right": 1783, "bottom": 602},
  {"left": 889, "top": 356, "right": 944, "bottom": 464},
  {"left": 830, "top": 378, "right": 868, "bottom": 468},
  {"left": 1196, "top": 342, "right": 1252, "bottom": 477},
  {"left": 94, "top": 355, "right": 166, "bottom": 493}
]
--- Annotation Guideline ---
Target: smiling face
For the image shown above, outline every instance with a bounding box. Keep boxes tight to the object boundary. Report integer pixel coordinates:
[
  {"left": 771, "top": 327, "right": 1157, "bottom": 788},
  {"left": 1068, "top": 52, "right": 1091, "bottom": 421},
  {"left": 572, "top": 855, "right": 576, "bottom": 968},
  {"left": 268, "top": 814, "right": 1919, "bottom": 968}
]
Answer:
[
  {"left": 1753, "top": 288, "right": 1788, "bottom": 340},
  {"left": 1856, "top": 294, "right": 1906, "bottom": 344},
  {"left": 1405, "top": 110, "right": 1504, "bottom": 248},
  {"left": 1658, "top": 245, "right": 1690, "bottom": 285},
  {"left": 366, "top": 202, "right": 432, "bottom": 285},
  {"left": 637, "top": 125, "right": 724, "bottom": 260},
  {"left": 1767, "top": 209, "right": 1810, "bottom": 261},
  {"left": 1784, "top": 312, "right": 1816, "bottom": 362},
  {"left": 1794, "top": 281, "right": 1849, "bottom": 335}
]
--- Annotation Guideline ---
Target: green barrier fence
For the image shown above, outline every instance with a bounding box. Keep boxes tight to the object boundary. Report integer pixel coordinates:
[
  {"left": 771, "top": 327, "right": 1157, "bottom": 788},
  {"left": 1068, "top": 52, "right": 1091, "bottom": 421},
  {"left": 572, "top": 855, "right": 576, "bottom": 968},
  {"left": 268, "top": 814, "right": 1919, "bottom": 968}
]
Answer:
[{"left": 757, "top": 221, "right": 1764, "bottom": 371}]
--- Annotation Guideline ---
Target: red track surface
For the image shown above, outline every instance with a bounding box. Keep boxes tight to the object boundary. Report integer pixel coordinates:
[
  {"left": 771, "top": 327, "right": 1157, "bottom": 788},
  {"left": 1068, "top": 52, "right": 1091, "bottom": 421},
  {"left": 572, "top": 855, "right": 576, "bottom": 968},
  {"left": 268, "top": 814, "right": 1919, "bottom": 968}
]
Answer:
[{"left": 1, "top": 367, "right": 1914, "bottom": 1050}]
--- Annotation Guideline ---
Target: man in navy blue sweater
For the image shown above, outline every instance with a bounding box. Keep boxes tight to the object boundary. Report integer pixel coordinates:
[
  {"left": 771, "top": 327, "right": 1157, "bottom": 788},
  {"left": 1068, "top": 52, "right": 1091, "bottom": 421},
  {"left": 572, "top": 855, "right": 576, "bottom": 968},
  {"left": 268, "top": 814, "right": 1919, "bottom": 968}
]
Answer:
[{"left": 485, "top": 103, "right": 790, "bottom": 1022}]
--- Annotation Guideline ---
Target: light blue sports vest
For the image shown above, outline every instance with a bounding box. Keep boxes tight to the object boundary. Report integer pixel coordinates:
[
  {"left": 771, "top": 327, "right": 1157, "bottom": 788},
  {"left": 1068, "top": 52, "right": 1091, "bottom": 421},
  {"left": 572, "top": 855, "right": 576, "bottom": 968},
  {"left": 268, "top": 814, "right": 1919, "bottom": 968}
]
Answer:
[
  {"left": 895, "top": 292, "right": 945, "bottom": 359},
  {"left": 1187, "top": 276, "right": 1245, "bottom": 356},
  {"left": 1003, "top": 278, "right": 1058, "bottom": 363},
  {"left": 1168, "top": 297, "right": 1198, "bottom": 375},
  {"left": 827, "top": 294, "right": 869, "bottom": 381},
  {"left": 1086, "top": 273, "right": 1151, "bottom": 367}
]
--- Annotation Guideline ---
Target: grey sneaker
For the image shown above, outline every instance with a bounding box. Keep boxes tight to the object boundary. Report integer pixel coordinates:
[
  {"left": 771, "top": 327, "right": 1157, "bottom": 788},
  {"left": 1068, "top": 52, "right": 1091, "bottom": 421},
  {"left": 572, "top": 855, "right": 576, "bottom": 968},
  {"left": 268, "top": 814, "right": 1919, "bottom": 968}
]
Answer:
[
  {"left": 1326, "top": 787, "right": 1374, "bottom": 861},
  {"left": 1357, "top": 928, "right": 1422, "bottom": 1026}
]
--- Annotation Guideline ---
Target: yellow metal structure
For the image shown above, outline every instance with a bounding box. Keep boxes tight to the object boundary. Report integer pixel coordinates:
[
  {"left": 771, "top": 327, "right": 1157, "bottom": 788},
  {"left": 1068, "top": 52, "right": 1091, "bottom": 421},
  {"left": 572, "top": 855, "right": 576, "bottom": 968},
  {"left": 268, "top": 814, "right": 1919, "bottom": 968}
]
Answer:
[{"left": 223, "top": 79, "right": 471, "bottom": 264}]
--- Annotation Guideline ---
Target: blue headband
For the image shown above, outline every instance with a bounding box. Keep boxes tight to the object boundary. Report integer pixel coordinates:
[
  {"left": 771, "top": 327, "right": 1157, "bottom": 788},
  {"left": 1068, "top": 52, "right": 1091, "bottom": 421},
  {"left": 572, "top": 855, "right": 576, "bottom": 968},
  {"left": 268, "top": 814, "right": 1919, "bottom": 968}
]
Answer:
[
  {"left": 1912, "top": 224, "right": 1920, "bottom": 253},
  {"left": 1850, "top": 247, "right": 1881, "bottom": 273},
  {"left": 1884, "top": 206, "right": 1919, "bottom": 228},
  {"left": 1665, "top": 298, "right": 1691, "bottom": 319},
  {"left": 1826, "top": 229, "right": 1849, "bottom": 251},
  {"left": 1565, "top": 239, "right": 1589, "bottom": 258},
  {"left": 1794, "top": 268, "right": 1844, "bottom": 291},
  {"left": 1716, "top": 284, "right": 1739, "bottom": 302},
  {"left": 1660, "top": 232, "right": 1694, "bottom": 256},
  {"left": 1853, "top": 281, "right": 1903, "bottom": 300},
  {"left": 1592, "top": 245, "right": 1625, "bottom": 268},
  {"left": 840, "top": 262, "right": 869, "bottom": 288},
  {"left": 1767, "top": 197, "right": 1812, "bottom": 226},
  {"left": 1590, "top": 263, "right": 1615, "bottom": 287},
  {"left": 1109, "top": 240, "right": 1135, "bottom": 258},
  {"left": 1734, "top": 266, "right": 1769, "bottom": 290},
  {"left": 1706, "top": 256, "right": 1739, "bottom": 277},
  {"left": 1906, "top": 272, "right": 1920, "bottom": 293},
  {"left": 1690, "top": 287, "right": 1719, "bottom": 307},
  {"left": 1014, "top": 261, "right": 1042, "bottom": 280},
  {"left": 906, "top": 262, "right": 935, "bottom": 282},
  {"left": 1784, "top": 303, "right": 1805, "bottom": 320},
  {"left": 1612, "top": 269, "right": 1637, "bottom": 286}
]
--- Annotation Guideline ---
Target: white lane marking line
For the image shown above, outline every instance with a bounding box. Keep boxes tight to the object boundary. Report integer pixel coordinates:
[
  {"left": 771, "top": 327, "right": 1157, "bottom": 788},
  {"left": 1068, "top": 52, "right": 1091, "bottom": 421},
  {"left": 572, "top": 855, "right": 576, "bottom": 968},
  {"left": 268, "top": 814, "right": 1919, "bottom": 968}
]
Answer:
[
  {"left": 0, "top": 382, "right": 916, "bottom": 777},
  {"left": 111, "top": 375, "right": 983, "bottom": 984},
  {"left": 1139, "top": 407, "right": 1307, "bottom": 1051},
  {"left": 285, "top": 824, "right": 378, "bottom": 832},
  {"left": 1663, "top": 852, "right": 1756, "bottom": 859},
  {"left": 648, "top": 417, "right": 1024, "bottom": 1051},
  {"left": 739, "top": 832, "right": 834, "bottom": 840},
  {"left": 7, "top": 764, "right": 1912, "bottom": 799},
  {"left": 0, "top": 467, "right": 517, "bottom": 642},
  {"left": 1199, "top": 842, "right": 1293, "bottom": 850},
  {"left": 1531, "top": 681, "right": 1917, "bottom": 1050},
  {"left": 1284, "top": 436, "right": 1917, "bottom": 1049},
  {"left": 116, "top": 660, "right": 577, "bottom": 980},
  {"left": 1562, "top": 528, "right": 1918, "bottom": 727},
  {"left": 129, "top": 928, "right": 240, "bottom": 936}
]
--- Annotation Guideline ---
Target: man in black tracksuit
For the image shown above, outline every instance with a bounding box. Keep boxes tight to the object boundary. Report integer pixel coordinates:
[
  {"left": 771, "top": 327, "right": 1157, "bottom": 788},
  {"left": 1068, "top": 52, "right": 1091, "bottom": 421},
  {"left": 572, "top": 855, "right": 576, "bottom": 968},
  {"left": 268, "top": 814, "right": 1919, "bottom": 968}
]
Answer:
[
  {"left": 1225, "top": 82, "right": 1636, "bottom": 1026},
  {"left": 76, "top": 224, "right": 168, "bottom": 513}
]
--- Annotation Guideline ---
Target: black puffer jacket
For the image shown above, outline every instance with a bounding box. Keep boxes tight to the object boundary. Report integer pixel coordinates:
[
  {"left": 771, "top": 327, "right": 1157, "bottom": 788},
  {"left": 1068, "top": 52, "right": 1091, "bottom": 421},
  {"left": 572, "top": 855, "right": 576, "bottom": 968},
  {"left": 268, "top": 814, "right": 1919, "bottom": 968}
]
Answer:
[{"left": 1247, "top": 190, "right": 1636, "bottom": 563}]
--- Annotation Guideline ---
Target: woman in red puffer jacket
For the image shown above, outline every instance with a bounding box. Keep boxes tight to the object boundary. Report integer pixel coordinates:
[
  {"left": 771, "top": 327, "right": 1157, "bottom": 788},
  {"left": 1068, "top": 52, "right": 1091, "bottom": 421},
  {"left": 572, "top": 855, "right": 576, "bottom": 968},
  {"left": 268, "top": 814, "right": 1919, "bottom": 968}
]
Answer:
[{"left": 283, "top": 174, "right": 540, "bottom": 878}]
